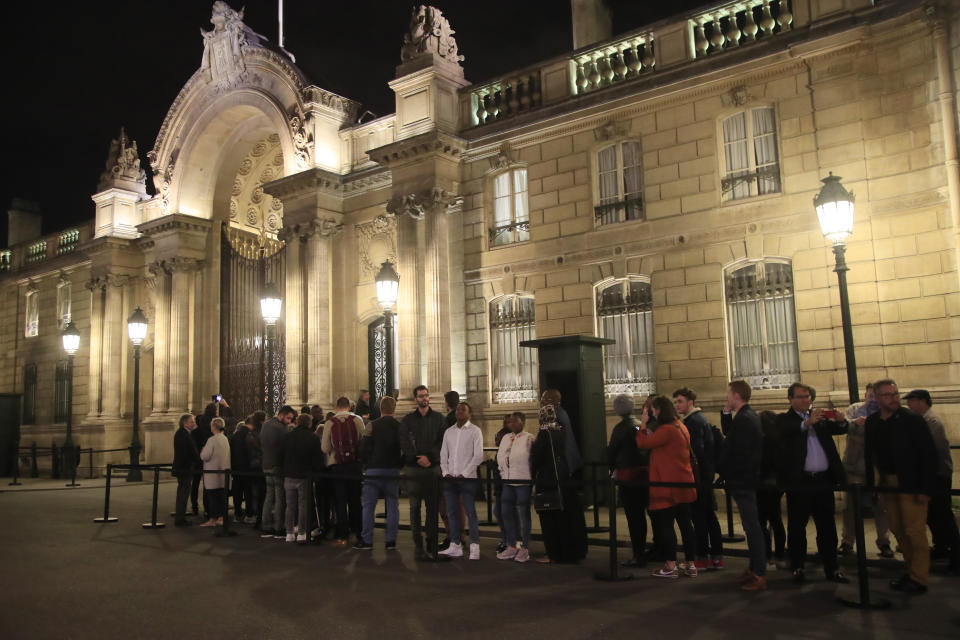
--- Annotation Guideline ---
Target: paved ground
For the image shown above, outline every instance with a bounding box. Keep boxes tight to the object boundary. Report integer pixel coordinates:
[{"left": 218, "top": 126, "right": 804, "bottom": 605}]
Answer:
[{"left": 1, "top": 479, "right": 959, "bottom": 639}]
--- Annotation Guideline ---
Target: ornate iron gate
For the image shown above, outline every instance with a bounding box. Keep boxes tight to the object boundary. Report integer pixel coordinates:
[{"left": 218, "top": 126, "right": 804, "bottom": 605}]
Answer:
[
  {"left": 220, "top": 228, "right": 285, "bottom": 421},
  {"left": 368, "top": 317, "right": 387, "bottom": 408}
]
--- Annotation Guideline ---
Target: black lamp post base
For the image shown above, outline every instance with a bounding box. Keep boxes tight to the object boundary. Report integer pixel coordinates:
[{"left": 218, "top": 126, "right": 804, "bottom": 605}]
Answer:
[
  {"left": 141, "top": 522, "right": 166, "bottom": 529},
  {"left": 836, "top": 592, "right": 892, "bottom": 609},
  {"left": 722, "top": 535, "right": 745, "bottom": 543},
  {"left": 94, "top": 517, "right": 119, "bottom": 523}
]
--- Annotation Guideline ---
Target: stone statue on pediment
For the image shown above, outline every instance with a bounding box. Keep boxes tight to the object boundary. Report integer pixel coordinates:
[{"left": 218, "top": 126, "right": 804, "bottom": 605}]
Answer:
[
  {"left": 200, "top": 1, "right": 267, "bottom": 86},
  {"left": 401, "top": 5, "right": 464, "bottom": 64},
  {"left": 98, "top": 127, "right": 146, "bottom": 192}
]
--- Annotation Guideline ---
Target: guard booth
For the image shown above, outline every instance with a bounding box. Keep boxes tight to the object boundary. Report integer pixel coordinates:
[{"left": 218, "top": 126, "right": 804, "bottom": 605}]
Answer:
[
  {"left": 0, "top": 393, "right": 22, "bottom": 476},
  {"left": 521, "top": 336, "right": 613, "bottom": 505}
]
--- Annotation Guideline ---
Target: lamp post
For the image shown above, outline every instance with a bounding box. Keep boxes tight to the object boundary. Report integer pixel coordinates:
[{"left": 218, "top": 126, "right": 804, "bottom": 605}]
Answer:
[
  {"left": 260, "top": 282, "right": 282, "bottom": 415},
  {"left": 814, "top": 172, "right": 859, "bottom": 404},
  {"left": 375, "top": 261, "right": 400, "bottom": 403},
  {"left": 61, "top": 321, "right": 80, "bottom": 482},
  {"left": 126, "top": 307, "right": 148, "bottom": 482}
]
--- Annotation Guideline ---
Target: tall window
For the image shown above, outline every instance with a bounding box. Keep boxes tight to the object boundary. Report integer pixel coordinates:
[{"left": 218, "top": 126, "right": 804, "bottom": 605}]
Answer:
[
  {"left": 54, "top": 361, "right": 71, "bottom": 423},
  {"left": 596, "top": 278, "right": 655, "bottom": 396},
  {"left": 725, "top": 260, "right": 799, "bottom": 389},
  {"left": 595, "top": 140, "right": 643, "bottom": 225},
  {"left": 57, "top": 280, "right": 71, "bottom": 329},
  {"left": 490, "top": 295, "right": 538, "bottom": 403},
  {"left": 490, "top": 168, "right": 529, "bottom": 246},
  {"left": 23, "top": 364, "right": 37, "bottom": 425},
  {"left": 721, "top": 107, "right": 780, "bottom": 201},
  {"left": 24, "top": 288, "right": 39, "bottom": 337}
]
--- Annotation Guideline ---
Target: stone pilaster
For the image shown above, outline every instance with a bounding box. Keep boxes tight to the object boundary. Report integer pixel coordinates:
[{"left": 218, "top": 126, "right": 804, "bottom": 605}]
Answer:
[
  {"left": 167, "top": 257, "right": 201, "bottom": 412},
  {"left": 304, "top": 220, "right": 339, "bottom": 406},
  {"left": 282, "top": 233, "right": 304, "bottom": 408},
  {"left": 148, "top": 262, "right": 171, "bottom": 415},
  {"left": 100, "top": 275, "right": 129, "bottom": 418},
  {"left": 84, "top": 279, "right": 105, "bottom": 418}
]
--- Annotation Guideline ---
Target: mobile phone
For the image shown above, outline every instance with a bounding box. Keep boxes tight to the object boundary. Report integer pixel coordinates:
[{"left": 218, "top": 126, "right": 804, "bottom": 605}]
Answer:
[
  {"left": 213, "top": 394, "right": 222, "bottom": 403},
  {"left": 821, "top": 409, "right": 838, "bottom": 420}
]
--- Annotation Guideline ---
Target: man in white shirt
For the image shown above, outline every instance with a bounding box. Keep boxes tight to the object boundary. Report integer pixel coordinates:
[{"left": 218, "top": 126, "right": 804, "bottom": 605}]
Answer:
[
  {"left": 496, "top": 414, "right": 535, "bottom": 562},
  {"left": 438, "top": 401, "right": 484, "bottom": 559}
]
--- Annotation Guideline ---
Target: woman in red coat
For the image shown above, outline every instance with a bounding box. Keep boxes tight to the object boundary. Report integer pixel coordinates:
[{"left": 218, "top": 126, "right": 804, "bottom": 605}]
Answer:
[{"left": 636, "top": 396, "right": 698, "bottom": 578}]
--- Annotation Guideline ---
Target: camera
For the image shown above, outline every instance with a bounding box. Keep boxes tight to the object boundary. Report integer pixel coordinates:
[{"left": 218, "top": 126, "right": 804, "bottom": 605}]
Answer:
[{"left": 820, "top": 409, "right": 838, "bottom": 420}]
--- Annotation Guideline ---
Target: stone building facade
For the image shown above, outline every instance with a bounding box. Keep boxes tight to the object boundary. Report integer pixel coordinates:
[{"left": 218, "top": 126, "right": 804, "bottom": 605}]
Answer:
[{"left": 2, "top": 0, "right": 959, "bottom": 472}]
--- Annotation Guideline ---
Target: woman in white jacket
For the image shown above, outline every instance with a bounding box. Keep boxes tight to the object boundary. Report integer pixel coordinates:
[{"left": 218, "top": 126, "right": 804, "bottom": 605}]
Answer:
[
  {"left": 496, "top": 414, "right": 535, "bottom": 563},
  {"left": 200, "top": 417, "right": 231, "bottom": 527}
]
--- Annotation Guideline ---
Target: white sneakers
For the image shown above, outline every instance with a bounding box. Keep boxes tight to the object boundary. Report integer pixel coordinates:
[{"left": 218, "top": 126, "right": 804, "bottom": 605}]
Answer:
[
  {"left": 514, "top": 547, "right": 530, "bottom": 563},
  {"left": 296, "top": 532, "right": 307, "bottom": 543},
  {"left": 497, "top": 546, "right": 519, "bottom": 560},
  {"left": 439, "top": 541, "right": 481, "bottom": 559},
  {"left": 285, "top": 533, "right": 296, "bottom": 542}
]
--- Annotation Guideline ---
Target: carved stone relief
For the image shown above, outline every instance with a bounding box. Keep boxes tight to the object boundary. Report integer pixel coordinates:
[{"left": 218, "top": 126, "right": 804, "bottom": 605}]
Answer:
[
  {"left": 356, "top": 215, "right": 398, "bottom": 279},
  {"left": 98, "top": 127, "right": 146, "bottom": 192},
  {"left": 400, "top": 5, "right": 464, "bottom": 64},
  {"left": 386, "top": 187, "right": 462, "bottom": 220}
]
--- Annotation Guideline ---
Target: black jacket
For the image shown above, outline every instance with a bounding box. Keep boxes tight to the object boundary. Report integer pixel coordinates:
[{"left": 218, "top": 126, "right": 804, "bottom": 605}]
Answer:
[
  {"left": 776, "top": 410, "right": 847, "bottom": 487},
  {"left": 173, "top": 427, "right": 201, "bottom": 477},
  {"left": 864, "top": 407, "right": 939, "bottom": 497},
  {"left": 718, "top": 404, "right": 763, "bottom": 490},
  {"left": 360, "top": 416, "right": 404, "bottom": 469},
  {"left": 399, "top": 407, "right": 446, "bottom": 467},
  {"left": 607, "top": 417, "right": 647, "bottom": 471},
  {"left": 531, "top": 429, "right": 570, "bottom": 489},
  {"left": 230, "top": 425, "right": 253, "bottom": 471},
  {"left": 277, "top": 425, "right": 324, "bottom": 479},
  {"left": 683, "top": 410, "right": 715, "bottom": 484}
]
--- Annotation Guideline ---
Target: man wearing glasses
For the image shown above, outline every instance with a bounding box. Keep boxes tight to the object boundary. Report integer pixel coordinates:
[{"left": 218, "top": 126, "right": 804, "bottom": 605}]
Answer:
[{"left": 864, "top": 380, "right": 939, "bottom": 594}]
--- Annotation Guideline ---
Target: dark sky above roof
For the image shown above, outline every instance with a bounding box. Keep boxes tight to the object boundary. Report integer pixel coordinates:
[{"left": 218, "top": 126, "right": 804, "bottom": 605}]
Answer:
[{"left": 1, "top": 0, "right": 705, "bottom": 248}]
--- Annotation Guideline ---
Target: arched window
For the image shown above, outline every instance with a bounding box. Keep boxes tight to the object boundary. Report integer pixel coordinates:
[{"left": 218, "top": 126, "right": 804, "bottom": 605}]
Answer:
[
  {"left": 490, "top": 295, "right": 538, "bottom": 403},
  {"left": 724, "top": 259, "right": 799, "bottom": 389},
  {"left": 720, "top": 107, "right": 780, "bottom": 201},
  {"left": 596, "top": 278, "right": 655, "bottom": 396},
  {"left": 490, "top": 168, "right": 530, "bottom": 246},
  {"left": 595, "top": 140, "right": 643, "bottom": 225}
]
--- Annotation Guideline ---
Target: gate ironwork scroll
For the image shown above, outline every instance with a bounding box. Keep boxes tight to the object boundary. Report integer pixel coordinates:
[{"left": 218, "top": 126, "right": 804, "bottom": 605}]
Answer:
[
  {"left": 220, "top": 228, "right": 286, "bottom": 421},
  {"left": 368, "top": 317, "right": 387, "bottom": 408}
]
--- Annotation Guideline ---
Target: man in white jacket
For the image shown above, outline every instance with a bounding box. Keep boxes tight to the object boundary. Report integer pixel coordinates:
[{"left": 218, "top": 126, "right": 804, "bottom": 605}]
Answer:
[{"left": 438, "top": 402, "right": 484, "bottom": 559}]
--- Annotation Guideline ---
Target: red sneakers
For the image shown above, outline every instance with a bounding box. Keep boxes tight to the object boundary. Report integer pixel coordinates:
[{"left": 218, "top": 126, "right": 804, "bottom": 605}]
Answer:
[
  {"left": 711, "top": 557, "right": 725, "bottom": 570},
  {"left": 693, "top": 558, "right": 711, "bottom": 571}
]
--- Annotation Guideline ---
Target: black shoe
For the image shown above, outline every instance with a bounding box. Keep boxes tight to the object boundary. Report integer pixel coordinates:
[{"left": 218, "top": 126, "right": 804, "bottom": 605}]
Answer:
[
  {"left": 889, "top": 574, "right": 909, "bottom": 590},
  {"left": 496, "top": 542, "right": 507, "bottom": 554},
  {"left": 899, "top": 579, "right": 928, "bottom": 595},
  {"left": 352, "top": 541, "right": 373, "bottom": 550},
  {"left": 439, "top": 537, "right": 451, "bottom": 552},
  {"left": 174, "top": 519, "right": 192, "bottom": 527},
  {"left": 191, "top": 508, "right": 199, "bottom": 516},
  {"left": 385, "top": 541, "right": 397, "bottom": 551},
  {"left": 793, "top": 568, "right": 806, "bottom": 584},
  {"left": 621, "top": 557, "right": 646, "bottom": 568},
  {"left": 827, "top": 571, "right": 849, "bottom": 584},
  {"left": 837, "top": 542, "right": 853, "bottom": 556},
  {"left": 878, "top": 545, "right": 894, "bottom": 559}
]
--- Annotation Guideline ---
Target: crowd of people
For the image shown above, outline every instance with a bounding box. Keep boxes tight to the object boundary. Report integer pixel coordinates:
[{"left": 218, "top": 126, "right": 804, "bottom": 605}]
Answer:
[{"left": 169, "top": 377, "right": 959, "bottom": 592}]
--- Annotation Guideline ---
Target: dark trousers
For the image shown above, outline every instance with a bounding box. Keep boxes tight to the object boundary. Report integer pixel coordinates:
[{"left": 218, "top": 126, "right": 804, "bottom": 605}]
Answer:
[
  {"left": 692, "top": 483, "right": 723, "bottom": 558},
  {"left": 786, "top": 476, "right": 838, "bottom": 575},
  {"left": 757, "top": 487, "right": 786, "bottom": 559},
  {"left": 190, "top": 471, "right": 210, "bottom": 515},
  {"left": 252, "top": 475, "right": 265, "bottom": 526},
  {"left": 619, "top": 485, "right": 648, "bottom": 559},
  {"left": 330, "top": 462, "right": 362, "bottom": 540},
  {"left": 537, "top": 488, "right": 588, "bottom": 563},
  {"left": 174, "top": 475, "right": 192, "bottom": 521},
  {"left": 231, "top": 475, "right": 252, "bottom": 518},
  {"left": 205, "top": 488, "right": 226, "bottom": 519},
  {"left": 650, "top": 502, "right": 696, "bottom": 563},
  {"left": 927, "top": 475, "right": 960, "bottom": 559},
  {"left": 406, "top": 466, "right": 440, "bottom": 552}
]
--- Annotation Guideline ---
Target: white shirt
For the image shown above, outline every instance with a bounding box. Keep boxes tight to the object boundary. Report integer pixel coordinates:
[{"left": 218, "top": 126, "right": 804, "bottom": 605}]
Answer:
[
  {"left": 497, "top": 431, "right": 534, "bottom": 482},
  {"left": 440, "top": 421, "right": 484, "bottom": 478},
  {"left": 797, "top": 410, "right": 829, "bottom": 473}
]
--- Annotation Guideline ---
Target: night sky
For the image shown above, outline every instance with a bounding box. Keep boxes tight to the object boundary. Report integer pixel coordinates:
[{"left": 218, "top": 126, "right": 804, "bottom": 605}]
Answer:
[{"left": 1, "top": 0, "right": 704, "bottom": 248}]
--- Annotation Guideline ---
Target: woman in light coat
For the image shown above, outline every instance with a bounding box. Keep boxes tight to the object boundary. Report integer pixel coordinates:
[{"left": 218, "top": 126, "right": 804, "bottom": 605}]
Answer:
[{"left": 200, "top": 417, "right": 231, "bottom": 527}]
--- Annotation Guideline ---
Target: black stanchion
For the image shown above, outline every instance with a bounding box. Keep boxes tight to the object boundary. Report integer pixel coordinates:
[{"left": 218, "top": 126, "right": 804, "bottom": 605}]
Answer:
[
  {"left": 721, "top": 488, "right": 745, "bottom": 543},
  {"left": 8, "top": 443, "right": 21, "bottom": 486},
  {"left": 837, "top": 483, "right": 891, "bottom": 609},
  {"left": 595, "top": 475, "right": 632, "bottom": 582},
  {"left": 30, "top": 442, "right": 38, "bottom": 478},
  {"left": 479, "top": 464, "right": 496, "bottom": 526},
  {"left": 88, "top": 448, "right": 94, "bottom": 479},
  {"left": 429, "top": 474, "right": 446, "bottom": 562},
  {"left": 52, "top": 444, "right": 60, "bottom": 479},
  {"left": 141, "top": 466, "right": 165, "bottom": 529},
  {"left": 216, "top": 469, "right": 238, "bottom": 537},
  {"left": 94, "top": 463, "right": 119, "bottom": 523},
  {"left": 585, "top": 464, "right": 610, "bottom": 533},
  {"left": 65, "top": 446, "right": 80, "bottom": 487}
]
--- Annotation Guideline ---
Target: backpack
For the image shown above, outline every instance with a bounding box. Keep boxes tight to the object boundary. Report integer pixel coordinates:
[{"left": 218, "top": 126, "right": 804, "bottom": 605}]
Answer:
[{"left": 330, "top": 416, "right": 359, "bottom": 464}]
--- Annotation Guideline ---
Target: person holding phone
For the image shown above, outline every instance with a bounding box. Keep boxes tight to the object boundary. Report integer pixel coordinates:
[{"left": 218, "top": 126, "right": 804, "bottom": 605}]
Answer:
[{"left": 775, "top": 383, "right": 849, "bottom": 584}]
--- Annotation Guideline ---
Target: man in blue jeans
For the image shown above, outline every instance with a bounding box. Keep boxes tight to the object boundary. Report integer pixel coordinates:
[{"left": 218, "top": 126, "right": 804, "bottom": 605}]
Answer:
[
  {"left": 354, "top": 396, "right": 404, "bottom": 550},
  {"left": 719, "top": 380, "right": 767, "bottom": 591},
  {"left": 438, "top": 402, "right": 484, "bottom": 560}
]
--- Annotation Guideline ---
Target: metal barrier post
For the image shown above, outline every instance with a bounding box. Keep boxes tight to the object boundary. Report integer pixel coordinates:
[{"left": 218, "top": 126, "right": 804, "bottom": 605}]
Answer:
[
  {"left": 722, "top": 487, "right": 745, "bottom": 542},
  {"left": 141, "top": 466, "right": 166, "bottom": 529},
  {"left": 94, "top": 464, "right": 120, "bottom": 523},
  {"left": 52, "top": 444, "right": 60, "bottom": 479},
  {"left": 216, "top": 469, "right": 238, "bottom": 537},
  {"left": 585, "top": 464, "right": 610, "bottom": 533},
  {"left": 595, "top": 475, "right": 632, "bottom": 582},
  {"left": 88, "top": 448, "right": 94, "bottom": 479},
  {"left": 479, "top": 464, "right": 496, "bottom": 526},
  {"left": 65, "top": 446, "right": 80, "bottom": 487},
  {"left": 837, "top": 483, "right": 890, "bottom": 609},
  {"left": 429, "top": 474, "right": 443, "bottom": 562},
  {"left": 30, "top": 442, "right": 38, "bottom": 478},
  {"left": 8, "top": 444, "right": 21, "bottom": 486}
]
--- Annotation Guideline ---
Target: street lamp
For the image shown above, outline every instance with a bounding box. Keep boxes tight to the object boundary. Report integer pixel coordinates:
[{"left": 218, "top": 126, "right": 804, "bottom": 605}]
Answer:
[
  {"left": 126, "top": 307, "right": 148, "bottom": 482},
  {"left": 814, "top": 172, "right": 859, "bottom": 404},
  {"left": 375, "top": 260, "right": 400, "bottom": 402},
  {"left": 61, "top": 321, "right": 80, "bottom": 483},
  {"left": 260, "top": 282, "right": 282, "bottom": 415}
]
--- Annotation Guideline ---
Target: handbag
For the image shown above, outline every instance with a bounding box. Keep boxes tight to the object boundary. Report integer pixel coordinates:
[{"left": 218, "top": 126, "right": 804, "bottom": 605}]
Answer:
[{"left": 533, "top": 431, "right": 565, "bottom": 512}]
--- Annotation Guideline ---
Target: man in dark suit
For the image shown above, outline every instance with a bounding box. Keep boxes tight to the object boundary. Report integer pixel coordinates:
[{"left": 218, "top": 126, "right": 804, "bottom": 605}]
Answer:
[
  {"left": 173, "top": 413, "right": 201, "bottom": 526},
  {"left": 776, "top": 383, "right": 848, "bottom": 584}
]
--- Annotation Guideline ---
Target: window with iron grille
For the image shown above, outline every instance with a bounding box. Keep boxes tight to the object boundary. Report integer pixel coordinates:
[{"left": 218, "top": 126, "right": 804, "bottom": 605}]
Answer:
[
  {"left": 721, "top": 107, "right": 781, "bottom": 201},
  {"left": 0, "top": 250, "right": 11, "bottom": 272},
  {"left": 54, "top": 360, "right": 70, "bottom": 423},
  {"left": 596, "top": 278, "right": 656, "bottom": 396},
  {"left": 24, "top": 289, "right": 39, "bottom": 337},
  {"left": 595, "top": 141, "right": 643, "bottom": 225},
  {"left": 724, "top": 260, "right": 799, "bottom": 389},
  {"left": 23, "top": 364, "right": 37, "bottom": 424},
  {"left": 57, "top": 280, "right": 71, "bottom": 330},
  {"left": 490, "top": 295, "right": 538, "bottom": 403},
  {"left": 490, "top": 168, "right": 530, "bottom": 246}
]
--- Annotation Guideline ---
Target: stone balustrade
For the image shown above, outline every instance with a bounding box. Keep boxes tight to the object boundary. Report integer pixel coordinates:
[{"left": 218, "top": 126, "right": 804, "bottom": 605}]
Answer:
[
  {"left": 461, "top": 0, "right": 810, "bottom": 130},
  {"left": 1, "top": 222, "right": 94, "bottom": 273}
]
